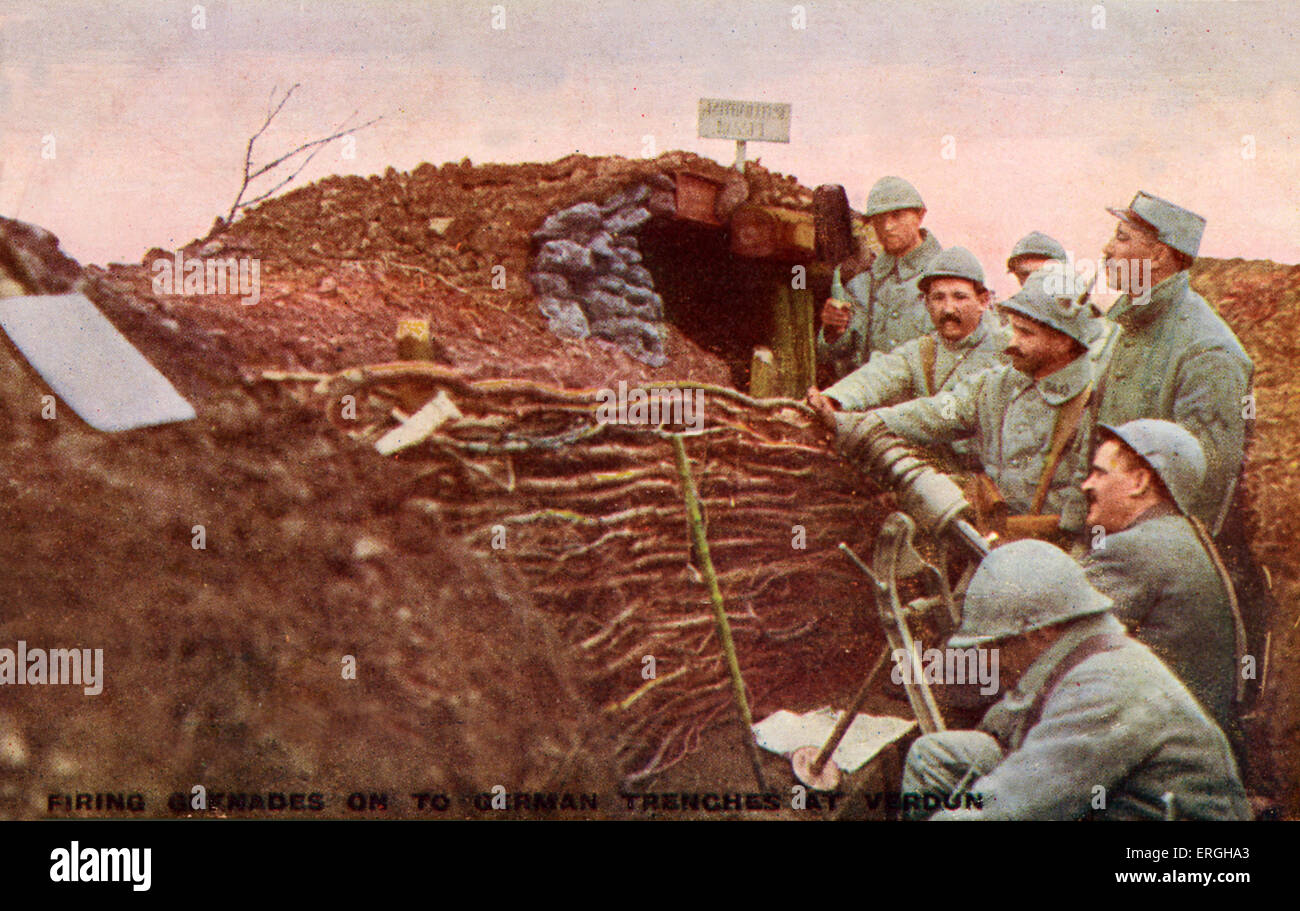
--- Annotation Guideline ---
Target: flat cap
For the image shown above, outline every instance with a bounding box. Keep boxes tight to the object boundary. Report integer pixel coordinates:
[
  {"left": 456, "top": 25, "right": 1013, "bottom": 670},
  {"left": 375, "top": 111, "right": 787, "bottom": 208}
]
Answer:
[{"left": 1107, "top": 191, "right": 1205, "bottom": 259}]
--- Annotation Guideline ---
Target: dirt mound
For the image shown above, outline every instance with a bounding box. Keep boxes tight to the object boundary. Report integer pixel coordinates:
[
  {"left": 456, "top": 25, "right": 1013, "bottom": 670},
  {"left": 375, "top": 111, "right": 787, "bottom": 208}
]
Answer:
[
  {"left": 1190, "top": 258, "right": 1300, "bottom": 814},
  {"left": 97, "top": 152, "right": 812, "bottom": 392},
  {"left": 0, "top": 371, "right": 608, "bottom": 817}
]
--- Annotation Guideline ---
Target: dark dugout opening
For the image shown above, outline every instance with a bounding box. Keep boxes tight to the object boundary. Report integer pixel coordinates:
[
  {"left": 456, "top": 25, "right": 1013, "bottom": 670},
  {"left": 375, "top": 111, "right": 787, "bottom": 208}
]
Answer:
[
  {"left": 639, "top": 217, "right": 826, "bottom": 391},
  {"left": 637, "top": 218, "right": 765, "bottom": 389}
]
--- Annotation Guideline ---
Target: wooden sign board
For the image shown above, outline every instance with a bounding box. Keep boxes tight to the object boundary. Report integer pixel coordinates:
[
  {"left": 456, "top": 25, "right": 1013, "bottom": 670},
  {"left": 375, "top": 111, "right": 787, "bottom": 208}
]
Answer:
[{"left": 697, "top": 98, "right": 792, "bottom": 143}]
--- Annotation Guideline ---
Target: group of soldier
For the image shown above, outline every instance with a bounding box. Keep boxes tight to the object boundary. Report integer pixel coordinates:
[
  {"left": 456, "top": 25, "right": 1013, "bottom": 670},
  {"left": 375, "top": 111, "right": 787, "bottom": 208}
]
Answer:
[{"left": 803, "top": 176, "right": 1268, "bottom": 820}]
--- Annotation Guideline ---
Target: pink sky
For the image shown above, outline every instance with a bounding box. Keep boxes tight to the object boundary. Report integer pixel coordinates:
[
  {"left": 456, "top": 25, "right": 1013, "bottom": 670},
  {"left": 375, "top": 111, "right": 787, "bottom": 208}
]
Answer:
[{"left": 2, "top": 0, "right": 1296, "bottom": 302}]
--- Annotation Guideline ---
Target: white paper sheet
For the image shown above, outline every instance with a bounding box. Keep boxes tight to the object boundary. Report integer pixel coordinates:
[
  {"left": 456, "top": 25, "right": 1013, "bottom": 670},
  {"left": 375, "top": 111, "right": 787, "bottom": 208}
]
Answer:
[{"left": 753, "top": 708, "right": 916, "bottom": 773}]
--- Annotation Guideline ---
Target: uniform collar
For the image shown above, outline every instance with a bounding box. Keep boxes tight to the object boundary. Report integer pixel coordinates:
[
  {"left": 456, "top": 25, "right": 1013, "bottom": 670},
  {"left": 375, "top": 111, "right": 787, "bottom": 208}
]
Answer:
[
  {"left": 1107, "top": 270, "right": 1189, "bottom": 330},
  {"left": 1130, "top": 500, "right": 1182, "bottom": 527},
  {"left": 1031, "top": 352, "right": 1092, "bottom": 405},
  {"left": 1009, "top": 613, "right": 1125, "bottom": 708},
  {"left": 871, "top": 229, "right": 940, "bottom": 282}
]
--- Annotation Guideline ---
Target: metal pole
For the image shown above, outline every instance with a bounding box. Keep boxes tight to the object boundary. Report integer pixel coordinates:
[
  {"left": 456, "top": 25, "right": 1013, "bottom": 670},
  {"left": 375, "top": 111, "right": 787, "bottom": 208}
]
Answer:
[{"left": 671, "top": 434, "right": 767, "bottom": 791}]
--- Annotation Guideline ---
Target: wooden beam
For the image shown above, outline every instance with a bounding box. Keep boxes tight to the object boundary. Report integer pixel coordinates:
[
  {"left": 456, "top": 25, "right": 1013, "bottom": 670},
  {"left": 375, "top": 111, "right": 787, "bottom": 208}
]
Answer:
[
  {"left": 396, "top": 318, "right": 436, "bottom": 362},
  {"left": 729, "top": 205, "right": 779, "bottom": 259},
  {"left": 673, "top": 171, "right": 725, "bottom": 226},
  {"left": 729, "top": 204, "right": 816, "bottom": 262},
  {"left": 748, "top": 346, "right": 780, "bottom": 399},
  {"left": 769, "top": 281, "right": 816, "bottom": 398},
  {"left": 791, "top": 285, "right": 815, "bottom": 394}
]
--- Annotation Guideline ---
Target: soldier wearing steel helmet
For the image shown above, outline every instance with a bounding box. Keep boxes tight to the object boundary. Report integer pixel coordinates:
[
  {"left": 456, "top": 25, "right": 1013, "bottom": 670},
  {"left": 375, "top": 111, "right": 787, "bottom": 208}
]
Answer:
[
  {"left": 808, "top": 248, "right": 1007, "bottom": 413},
  {"left": 837, "top": 268, "right": 1099, "bottom": 541},
  {"left": 808, "top": 247, "right": 1007, "bottom": 469},
  {"left": 900, "top": 540, "right": 1251, "bottom": 821},
  {"left": 816, "top": 176, "right": 942, "bottom": 380},
  {"left": 1006, "top": 231, "right": 1067, "bottom": 287},
  {"left": 1079, "top": 419, "right": 1244, "bottom": 734}
]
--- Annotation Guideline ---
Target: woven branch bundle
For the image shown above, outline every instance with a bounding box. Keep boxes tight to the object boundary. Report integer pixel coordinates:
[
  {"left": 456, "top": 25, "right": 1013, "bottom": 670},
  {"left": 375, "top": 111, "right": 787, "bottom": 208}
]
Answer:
[{"left": 287, "top": 363, "right": 896, "bottom": 783}]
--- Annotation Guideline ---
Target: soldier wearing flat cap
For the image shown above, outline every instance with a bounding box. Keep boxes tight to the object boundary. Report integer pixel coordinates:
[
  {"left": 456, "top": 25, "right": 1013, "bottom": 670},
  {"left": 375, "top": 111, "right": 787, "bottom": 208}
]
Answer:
[
  {"left": 1094, "top": 192, "right": 1271, "bottom": 711},
  {"left": 1095, "top": 192, "right": 1251, "bottom": 534}
]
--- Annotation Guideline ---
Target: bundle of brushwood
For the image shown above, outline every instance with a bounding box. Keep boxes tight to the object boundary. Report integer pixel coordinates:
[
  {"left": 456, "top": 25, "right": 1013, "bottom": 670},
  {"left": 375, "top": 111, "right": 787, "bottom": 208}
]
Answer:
[{"left": 284, "top": 363, "right": 896, "bottom": 784}]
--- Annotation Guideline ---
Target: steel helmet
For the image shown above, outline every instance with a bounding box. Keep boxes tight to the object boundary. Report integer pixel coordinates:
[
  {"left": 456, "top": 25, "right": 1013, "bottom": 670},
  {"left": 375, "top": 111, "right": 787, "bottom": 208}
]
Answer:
[
  {"left": 1006, "top": 232, "right": 1067, "bottom": 271},
  {"left": 918, "top": 246, "right": 986, "bottom": 294},
  {"left": 1097, "top": 419, "right": 1207, "bottom": 517},
  {"left": 948, "top": 540, "right": 1113, "bottom": 649},
  {"left": 998, "top": 266, "right": 1099, "bottom": 347},
  {"left": 864, "top": 176, "right": 925, "bottom": 217}
]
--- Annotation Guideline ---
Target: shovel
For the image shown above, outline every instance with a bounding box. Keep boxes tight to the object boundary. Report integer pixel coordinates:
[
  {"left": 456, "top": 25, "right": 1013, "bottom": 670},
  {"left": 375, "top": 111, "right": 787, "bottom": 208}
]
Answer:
[{"left": 791, "top": 643, "right": 893, "bottom": 790}]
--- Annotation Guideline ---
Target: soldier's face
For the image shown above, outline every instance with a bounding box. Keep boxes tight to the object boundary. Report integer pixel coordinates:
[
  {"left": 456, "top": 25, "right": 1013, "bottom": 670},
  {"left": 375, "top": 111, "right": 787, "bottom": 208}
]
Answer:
[
  {"left": 1009, "top": 256, "right": 1054, "bottom": 286},
  {"left": 1102, "top": 221, "right": 1159, "bottom": 279},
  {"left": 869, "top": 208, "right": 925, "bottom": 255},
  {"left": 1082, "top": 440, "right": 1146, "bottom": 533},
  {"left": 1002, "top": 312, "right": 1075, "bottom": 378},
  {"left": 992, "top": 636, "right": 1038, "bottom": 691},
  {"left": 925, "top": 278, "right": 988, "bottom": 342}
]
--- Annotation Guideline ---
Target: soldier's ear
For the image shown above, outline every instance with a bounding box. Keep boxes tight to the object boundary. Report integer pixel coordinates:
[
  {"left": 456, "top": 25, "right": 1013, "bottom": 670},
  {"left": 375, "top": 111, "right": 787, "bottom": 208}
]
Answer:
[
  {"left": 1155, "top": 242, "right": 1189, "bottom": 273},
  {"left": 1130, "top": 465, "right": 1157, "bottom": 499}
]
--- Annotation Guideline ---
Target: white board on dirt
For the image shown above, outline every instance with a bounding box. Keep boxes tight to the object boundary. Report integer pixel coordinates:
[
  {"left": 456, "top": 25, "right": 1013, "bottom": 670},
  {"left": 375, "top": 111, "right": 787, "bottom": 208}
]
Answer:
[
  {"left": 375, "top": 390, "right": 462, "bottom": 456},
  {"left": 753, "top": 708, "right": 915, "bottom": 773},
  {"left": 0, "top": 293, "right": 196, "bottom": 432},
  {"left": 697, "top": 98, "right": 791, "bottom": 143}
]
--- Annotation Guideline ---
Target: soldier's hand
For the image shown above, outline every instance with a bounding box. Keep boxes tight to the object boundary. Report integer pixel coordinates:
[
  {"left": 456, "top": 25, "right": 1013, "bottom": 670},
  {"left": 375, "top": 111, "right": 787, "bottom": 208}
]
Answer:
[
  {"left": 821, "top": 298, "right": 851, "bottom": 338},
  {"left": 806, "top": 387, "right": 840, "bottom": 430}
]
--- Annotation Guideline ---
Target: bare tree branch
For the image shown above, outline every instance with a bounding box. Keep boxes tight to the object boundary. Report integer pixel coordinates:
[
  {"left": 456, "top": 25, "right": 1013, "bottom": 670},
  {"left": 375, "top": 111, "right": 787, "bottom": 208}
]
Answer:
[{"left": 226, "top": 84, "right": 382, "bottom": 223}]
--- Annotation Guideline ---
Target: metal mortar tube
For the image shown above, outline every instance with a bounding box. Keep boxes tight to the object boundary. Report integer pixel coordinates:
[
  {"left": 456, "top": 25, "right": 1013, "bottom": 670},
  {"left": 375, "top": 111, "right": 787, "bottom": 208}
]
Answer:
[{"left": 862, "top": 432, "right": 989, "bottom": 559}]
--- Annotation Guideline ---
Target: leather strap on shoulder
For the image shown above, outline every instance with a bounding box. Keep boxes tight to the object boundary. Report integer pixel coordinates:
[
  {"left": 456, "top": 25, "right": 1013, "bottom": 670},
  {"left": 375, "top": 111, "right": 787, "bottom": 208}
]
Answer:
[
  {"left": 1188, "top": 516, "right": 1249, "bottom": 704},
  {"left": 1021, "top": 632, "right": 1129, "bottom": 737},
  {"left": 918, "top": 334, "right": 938, "bottom": 397},
  {"left": 1029, "top": 384, "right": 1092, "bottom": 516}
]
